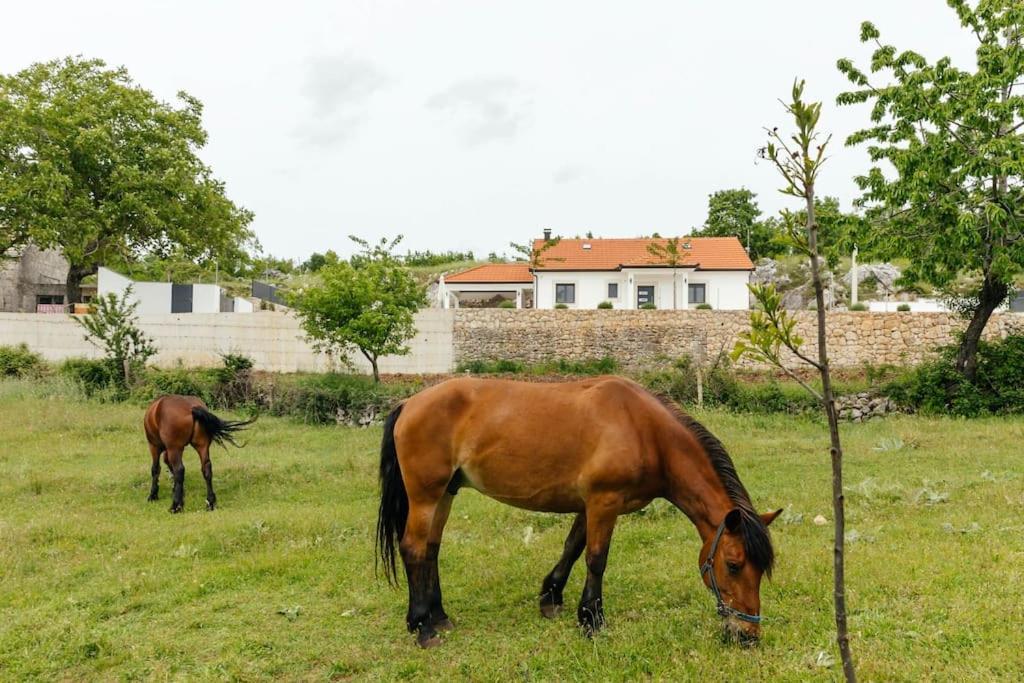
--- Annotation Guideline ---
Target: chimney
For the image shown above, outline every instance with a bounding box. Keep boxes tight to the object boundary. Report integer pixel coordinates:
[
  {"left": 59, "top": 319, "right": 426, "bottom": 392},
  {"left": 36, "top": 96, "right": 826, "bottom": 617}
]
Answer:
[{"left": 543, "top": 228, "right": 552, "bottom": 241}]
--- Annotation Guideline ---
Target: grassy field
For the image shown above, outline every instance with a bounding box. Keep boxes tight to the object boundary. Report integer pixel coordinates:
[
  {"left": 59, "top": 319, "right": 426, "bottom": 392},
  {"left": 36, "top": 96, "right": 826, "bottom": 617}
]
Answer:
[{"left": 1, "top": 381, "right": 1022, "bottom": 681}]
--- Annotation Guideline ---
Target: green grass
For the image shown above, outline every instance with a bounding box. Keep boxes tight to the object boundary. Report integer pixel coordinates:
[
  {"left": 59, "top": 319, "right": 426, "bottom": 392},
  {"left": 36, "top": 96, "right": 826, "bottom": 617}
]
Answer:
[{"left": 1, "top": 381, "right": 1023, "bottom": 680}]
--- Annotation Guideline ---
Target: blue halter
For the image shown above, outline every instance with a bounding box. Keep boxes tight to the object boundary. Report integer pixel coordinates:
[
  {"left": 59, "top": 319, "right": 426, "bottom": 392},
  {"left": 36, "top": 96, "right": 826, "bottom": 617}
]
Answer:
[{"left": 700, "top": 518, "right": 762, "bottom": 624}]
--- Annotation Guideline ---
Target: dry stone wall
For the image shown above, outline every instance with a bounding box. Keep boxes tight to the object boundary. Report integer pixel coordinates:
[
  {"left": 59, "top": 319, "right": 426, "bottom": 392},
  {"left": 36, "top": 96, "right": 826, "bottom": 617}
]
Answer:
[{"left": 453, "top": 309, "right": 1024, "bottom": 370}]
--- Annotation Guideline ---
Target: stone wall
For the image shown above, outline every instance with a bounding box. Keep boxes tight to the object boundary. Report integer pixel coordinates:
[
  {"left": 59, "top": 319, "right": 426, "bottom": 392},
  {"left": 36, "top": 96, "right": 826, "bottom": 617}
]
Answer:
[{"left": 452, "top": 309, "right": 1024, "bottom": 369}]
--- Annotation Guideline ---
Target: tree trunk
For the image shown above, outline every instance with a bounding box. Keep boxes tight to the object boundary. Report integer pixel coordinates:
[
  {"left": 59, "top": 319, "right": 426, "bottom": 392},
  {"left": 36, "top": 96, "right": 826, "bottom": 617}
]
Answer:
[
  {"left": 65, "top": 263, "right": 96, "bottom": 305},
  {"left": 954, "top": 276, "right": 1008, "bottom": 381},
  {"left": 806, "top": 188, "right": 856, "bottom": 683},
  {"left": 370, "top": 356, "right": 380, "bottom": 383}
]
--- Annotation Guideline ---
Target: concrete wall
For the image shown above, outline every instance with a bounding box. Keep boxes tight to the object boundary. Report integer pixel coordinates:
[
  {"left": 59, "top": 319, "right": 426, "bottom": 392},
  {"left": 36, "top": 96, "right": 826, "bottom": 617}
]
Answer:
[
  {"left": 452, "top": 309, "right": 1024, "bottom": 370},
  {"left": 0, "top": 310, "right": 455, "bottom": 374},
  {"left": 0, "top": 246, "right": 69, "bottom": 312}
]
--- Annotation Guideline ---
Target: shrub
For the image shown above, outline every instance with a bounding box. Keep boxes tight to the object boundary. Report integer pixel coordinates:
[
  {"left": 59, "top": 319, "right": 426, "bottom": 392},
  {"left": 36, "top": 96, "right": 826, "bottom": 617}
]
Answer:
[
  {"left": 849, "top": 302, "right": 868, "bottom": 311},
  {"left": 135, "top": 366, "right": 215, "bottom": 404},
  {"left": 60, "top": 358, "right": 124, "bottom": 399},
  {"left": 271, "top": 373, "right": 409, "bottom": 425},
  {"left": 0, "top": 344, "right": 43, "bottom": 377},
  {"left": 695, "top": 303, "right": 712, "bottom": 310},
  {"left": 498, "top": 300, "right": 516, "bottom": 309},
  {"left": 897, "top": 303, "right": 911, "bottom": 312},
  {"left": 640, "top": 302, "right": 657, "bottom": 310},
  {"left": 554, "top": 303, "right": 569, "bottom": 309},
  {"left": 597, "top": 301, "right": 614, "bottom": 309}
]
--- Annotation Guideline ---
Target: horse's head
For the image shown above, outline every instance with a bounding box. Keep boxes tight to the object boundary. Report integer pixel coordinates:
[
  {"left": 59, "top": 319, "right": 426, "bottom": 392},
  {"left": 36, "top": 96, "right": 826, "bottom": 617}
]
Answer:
[{"left": 698, "top": 507, "right": 782, "bottom": 645}]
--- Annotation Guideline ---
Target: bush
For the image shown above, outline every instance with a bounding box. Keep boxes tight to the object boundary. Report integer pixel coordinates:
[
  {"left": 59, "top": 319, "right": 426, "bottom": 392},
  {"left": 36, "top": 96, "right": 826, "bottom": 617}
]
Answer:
[
  {"left": 695, "top": 303, "right": 712, "bottom": 310},
  {"left": 897, "top": 303, "right": 911, "bottom": 312},
  {"left": 271, "top": 373, "right": 409, "bottom": 425},
  {"left": 0, "top": 344, "right": 43, "bottom": 377},
  {"left": 498, "top": 300, "right": 516, "bottom": 309},
  {"left": 456, "top": 356, "right": 617, "bottom": 376},
  {"left": 597, "top": 301, "right": 613, "bottom": 309},
  {"left": 135, "top": 366, "right": 215, "bottom": 404},
  {"left": 60, "top": 358, "right": 124, "bottom": 399},
  {"left": 849, "top": 302, "right": 868, "bottom": 311},
  {"left": 554, "top": 303, "right": 569, "bottom": 309},
  {"left": 456, "top": 358, "right": 525, "bottom": 374},
  {"left": 640, "top": 302, "right": 657, "bottom": 310}
]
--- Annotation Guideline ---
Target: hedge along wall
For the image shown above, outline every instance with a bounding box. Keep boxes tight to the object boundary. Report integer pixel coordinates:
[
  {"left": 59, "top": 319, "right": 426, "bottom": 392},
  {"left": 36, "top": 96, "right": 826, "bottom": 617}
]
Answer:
[{"left": 452, "top": 309, "right": 1024, "bottom": 370}]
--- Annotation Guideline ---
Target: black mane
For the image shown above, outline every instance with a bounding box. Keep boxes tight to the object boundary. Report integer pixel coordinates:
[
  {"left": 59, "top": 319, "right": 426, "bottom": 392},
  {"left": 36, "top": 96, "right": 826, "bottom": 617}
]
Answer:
[{"left": 654, "top": 394, "right": 775, "bottom": 576}]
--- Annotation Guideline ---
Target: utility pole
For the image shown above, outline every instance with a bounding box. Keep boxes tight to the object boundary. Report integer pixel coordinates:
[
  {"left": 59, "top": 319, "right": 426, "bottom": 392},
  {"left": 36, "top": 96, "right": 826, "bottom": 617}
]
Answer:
[{"left": 850, "top": 245, "right": 859, "bottom": 308}]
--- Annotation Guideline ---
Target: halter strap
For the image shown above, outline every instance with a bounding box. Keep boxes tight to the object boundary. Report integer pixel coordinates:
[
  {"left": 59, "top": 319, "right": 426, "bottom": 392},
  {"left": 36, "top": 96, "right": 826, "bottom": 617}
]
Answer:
[{"left": 700, "top": 518, "right": 762, "bottom": 624}]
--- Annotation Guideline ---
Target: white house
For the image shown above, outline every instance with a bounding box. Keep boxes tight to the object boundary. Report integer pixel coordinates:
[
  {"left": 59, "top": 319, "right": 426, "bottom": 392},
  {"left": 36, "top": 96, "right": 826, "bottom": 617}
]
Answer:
[
  {"left": 98, "top": 268, "right": 255, "bottom": 314},
  {"left": 440, "top": 234, "right": 753, "bottom": 310},
  {"left": 437, "top": 263, "right": 534, "bottom": 308}
]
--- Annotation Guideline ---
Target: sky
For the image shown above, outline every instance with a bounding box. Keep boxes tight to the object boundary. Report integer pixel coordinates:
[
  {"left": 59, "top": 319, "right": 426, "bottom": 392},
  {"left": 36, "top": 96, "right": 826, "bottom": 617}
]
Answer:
[{"left": 1, "top": 1, "right": 979, "bottom": 263}]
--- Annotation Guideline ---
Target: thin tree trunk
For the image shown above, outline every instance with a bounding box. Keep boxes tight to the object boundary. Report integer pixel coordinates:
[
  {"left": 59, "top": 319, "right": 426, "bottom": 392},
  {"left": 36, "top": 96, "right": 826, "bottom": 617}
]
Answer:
[
  {"left": 806, "top": 186, "right": 856, "bottom": 683},
  {"left": 370, "top": 357, "right": 380, "bottom": 383},
  {"left": 955, "top": 276, "right": 1008, "bottom": 382}
]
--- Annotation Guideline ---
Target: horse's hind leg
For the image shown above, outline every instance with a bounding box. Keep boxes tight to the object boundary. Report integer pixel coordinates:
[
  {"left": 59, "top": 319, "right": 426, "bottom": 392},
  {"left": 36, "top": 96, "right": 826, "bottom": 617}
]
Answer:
[
  {"left": 197, "top": 444, "right": 216, "bottom": 511},
  {"left": 147, "top": 442, "right": 163, "bottom": 501},
  {"left": 167, "top": 448, "right": 186, "bottom": 514},
  {"left": 540, "top": 512, "right": 587, "bottom": 618},
  {"left": 400, "top": 491, "right": 448, "bottom": 648},
  {"left": 427, "top": 493, "right": 454, "bottom": 631}
]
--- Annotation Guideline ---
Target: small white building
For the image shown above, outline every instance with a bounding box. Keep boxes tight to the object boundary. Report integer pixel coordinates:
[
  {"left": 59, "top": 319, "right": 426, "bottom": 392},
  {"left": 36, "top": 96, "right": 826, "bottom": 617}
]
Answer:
[
  {"left": 98, "top": 268, "right": 254, "bottom": 314},
  {"left": 440, "top": 235, "right": 753, "bottom": 310}
]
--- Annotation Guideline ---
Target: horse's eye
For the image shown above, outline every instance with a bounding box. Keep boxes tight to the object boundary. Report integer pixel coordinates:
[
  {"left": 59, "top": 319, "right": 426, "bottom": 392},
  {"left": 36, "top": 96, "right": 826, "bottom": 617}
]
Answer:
[{"left": 726, "top": 561, "right": 742, "bottom": 575}]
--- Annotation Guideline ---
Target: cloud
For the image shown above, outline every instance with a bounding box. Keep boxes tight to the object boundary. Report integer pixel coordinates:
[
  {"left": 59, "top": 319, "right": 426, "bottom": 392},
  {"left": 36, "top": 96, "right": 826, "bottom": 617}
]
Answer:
[
  {"left": 552, "top": 164, "right": 584, "bottom": 185},
  {"left": 295, "top": 55, "right": 390, "bottom": 147},
  {"left": 426, "top": 77, "right": 531, "bottom": 146}
]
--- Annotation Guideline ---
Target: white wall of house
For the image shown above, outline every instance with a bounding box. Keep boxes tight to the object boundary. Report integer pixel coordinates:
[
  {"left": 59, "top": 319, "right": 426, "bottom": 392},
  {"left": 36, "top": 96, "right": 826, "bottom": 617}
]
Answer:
[
  {"left": 99, "top": 267, "right": 173, "bottom": 314},
  {"left": 534, "top": 269, "right": 750, "bottom": 310},
  {"left": 234, "top": 297, "right": 255, "bottom": 313},
  {"left": 192, "top": 284, "right": 221, "bottom": 313}
]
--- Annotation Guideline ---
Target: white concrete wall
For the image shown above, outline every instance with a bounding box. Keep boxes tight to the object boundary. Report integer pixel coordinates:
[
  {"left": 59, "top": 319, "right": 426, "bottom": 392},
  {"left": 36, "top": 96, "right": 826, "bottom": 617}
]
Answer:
[
  {"left": 535, "top": 269, "right": 749, "bottom": 310},
  {"left": 0, "top": 310, "right": 454, "bottom": 374},
  {"left": 234, "top": 297, "right": 255, "bottom": 313},
  {"left": 98, "top": 268, "right": 173, "bottom": 314},
  {"left": 192, "top": 284, "right": 221, "bottom": 313}
]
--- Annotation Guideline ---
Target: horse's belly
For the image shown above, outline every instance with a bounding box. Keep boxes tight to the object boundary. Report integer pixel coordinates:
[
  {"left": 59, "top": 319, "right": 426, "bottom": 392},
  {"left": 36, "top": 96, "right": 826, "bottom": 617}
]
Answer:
[{"left": 459, "top": 461, "right": 585, "bottom": 513}]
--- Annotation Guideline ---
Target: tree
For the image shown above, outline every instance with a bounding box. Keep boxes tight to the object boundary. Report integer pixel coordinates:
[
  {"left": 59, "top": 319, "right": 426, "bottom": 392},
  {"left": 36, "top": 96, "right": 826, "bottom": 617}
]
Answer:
[
  {"left": 0, "top": 57, "right": 256, "bottom": 302},
  {"left": 646, "top": 237, "right": 684, "bottom": 309},
  {"left": 75, "top": 287, "right": 157, "bottom": 387},
  {"left": 290, "top": 237, "right": 425, "bottom": 382},
  {"left": 302, "top": 250, "right": 339, "bottom": 273},
  {"left": 837, "top": 3, "right": 1024, "bottom": 380},
  {"left": 735, "top": 81, "right": 856, "bottom": 682},
  {"left": 694, "top": 188, "right": 782, "bottom": 259},
  {"left": 509, "top": 236, "right": 563, "bottom": 269}
]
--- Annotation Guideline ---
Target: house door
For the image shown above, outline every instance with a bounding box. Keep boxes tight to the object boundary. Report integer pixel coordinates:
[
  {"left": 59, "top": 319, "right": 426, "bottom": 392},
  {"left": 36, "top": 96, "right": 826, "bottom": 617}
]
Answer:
[
  {"left": 171, "top": 284, "right": 193, "bottom": 313},
  {"left": 637, "top": 285, "right": 655, "bottom": 308}
]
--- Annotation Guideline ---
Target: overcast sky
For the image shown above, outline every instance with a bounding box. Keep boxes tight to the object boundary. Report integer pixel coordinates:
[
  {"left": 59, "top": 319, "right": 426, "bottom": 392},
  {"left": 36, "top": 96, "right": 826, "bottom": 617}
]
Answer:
[{"left": 2, "top": 1, "right": 977, "bottom": 262}]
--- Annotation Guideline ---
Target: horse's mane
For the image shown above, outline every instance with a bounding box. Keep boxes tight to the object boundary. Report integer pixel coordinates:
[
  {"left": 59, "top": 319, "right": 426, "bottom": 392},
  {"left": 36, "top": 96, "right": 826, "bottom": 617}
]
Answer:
[{"left": 653, "top": 393, "right": 775, "bottom": 576}]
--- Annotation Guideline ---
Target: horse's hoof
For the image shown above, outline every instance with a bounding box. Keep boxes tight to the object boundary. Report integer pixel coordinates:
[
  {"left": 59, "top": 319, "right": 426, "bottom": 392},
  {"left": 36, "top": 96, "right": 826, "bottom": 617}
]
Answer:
[
  {"left": 206, "top": 501, "right": 216, "bottom": 511},
  {"left": 434, "top": 617, "right": 455, "bottom": 631},
  {"left": 416, "top": 632, "right": 442, "bottom": 648},
  {"left": 540, "top": 603, "right": 563, "bottom": 619},
  {"left": 147, "top": 495, "right": 158, "bottom": 502},
  {"left": 170, "top": 505, "right": 183, "bottom": 514}
]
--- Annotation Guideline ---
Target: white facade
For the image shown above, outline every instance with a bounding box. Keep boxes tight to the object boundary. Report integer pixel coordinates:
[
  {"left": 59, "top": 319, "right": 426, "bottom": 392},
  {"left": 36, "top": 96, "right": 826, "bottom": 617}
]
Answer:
[
  {"left": 534, "top": 268, "right": 750, "bottom": 310},
  {"left": 437, "top": 278, "right": 533, "bottom": 309},
  {"left": 98, "top": 267, "right": 252, "bottom": 314}
]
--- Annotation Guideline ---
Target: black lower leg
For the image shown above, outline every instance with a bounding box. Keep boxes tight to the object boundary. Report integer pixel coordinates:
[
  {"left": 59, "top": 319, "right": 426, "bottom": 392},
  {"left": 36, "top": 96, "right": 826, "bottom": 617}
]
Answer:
[
  {"left": 202, "top": 460, "right": 216, "bottom": 510},
  {"left": 426, "top": 543, "right": 452, "bottom": 629},
  {"left": 402, "top": 551, "right": 439, "bottom": 647},
  {"left": 170, "top": 463, "right": 185, "bottom": 513},
  {"left": 148, "top": 460, "right": 160, "bottom": 501},
  {"left": 578, "top": 550, "right": 608, "bottom": 635},
  {"left": 541, "top": 513, "right": 587, "bottom": 617}
]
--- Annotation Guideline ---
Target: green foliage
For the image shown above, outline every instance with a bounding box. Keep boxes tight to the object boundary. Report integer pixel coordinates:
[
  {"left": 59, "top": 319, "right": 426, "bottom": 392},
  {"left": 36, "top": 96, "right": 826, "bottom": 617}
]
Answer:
[
  {"left": 498, "top": 300, "right": 516, "bottom": 309},
  {"left": 0, "top": 344, "right": 43, "bottom": 377},
  {"left": 554, "top": 303, "right": 569, "bottom": 309},
  {"left": 888, "top": 334, "right": 1024, "bottom": 416},
  {"left": 897, "top": 303, "right": 911, "bottom": 312},
  {"left": 597, "top": 300, "right": 614, "bottom": 309},
  {"left": 59, "top": 358, "right": 123, "bottom": 398},
  {"left": 694, "top": 188, "right": 783, "bottom": 259},
  {"left": 290, "top": 236, "right": 425, "bottom": 382},
  {"left": 646, "top": 237, "right": 685, "bottom": 309},
  {"left": 640, "top": 302, "right": 657, "bottom": 310},
  {"left": 0, "top": 56, "right": 256, "bottom": 297},
  {"left": 456, "top": 357, "right": 618, "bottom": 376},
  {"left": 403, "top": 250, "right": 475, "bottom": 267},
  {"left": 301, "top": 250, "right": 339, "bottom": 273},
  {"left": 696, "top": 303, "right": 712, "bottom": 310},
  {"left": 510, "top": 236, "right": 563, "bottom": 269},
  {"left": 267, "top": 373, "right": 407, "bottom": 425},
  {"left": 849, "top": 302, "right": 868, "bottom": 311},
  {"left": 837, "top": 4, "right": 1024, "bottom": 377},
  {"left": 74, "top": 288, "right": 156, "bottom": 387}
]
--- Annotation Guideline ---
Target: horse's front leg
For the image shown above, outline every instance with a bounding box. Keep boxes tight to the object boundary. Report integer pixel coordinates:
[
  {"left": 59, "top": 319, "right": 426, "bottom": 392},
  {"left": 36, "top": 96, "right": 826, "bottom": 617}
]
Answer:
[
  {"left": 540, "top": 512, "right": 587, "bottom": 618},
  {"left": 578, "top": 498, "right": 619, "bottom": 636},
  {"left": 167, "top": 448, "right": 186, "bottom": 513}
]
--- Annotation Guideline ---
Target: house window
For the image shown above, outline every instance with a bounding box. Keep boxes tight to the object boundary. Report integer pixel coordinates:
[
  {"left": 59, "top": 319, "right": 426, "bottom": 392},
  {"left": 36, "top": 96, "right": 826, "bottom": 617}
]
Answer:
[
  {"left": 37, "top": 295, "right": 64, "bottom": 305},
  {"left": 555, "top": 283, "right": 576, "bottom": 304},
  {"left": 607, "top": 282, "right": 619, "bottom": 299},
  {"left": 688, "top": 283, "right": 706, "bottom": 304}
]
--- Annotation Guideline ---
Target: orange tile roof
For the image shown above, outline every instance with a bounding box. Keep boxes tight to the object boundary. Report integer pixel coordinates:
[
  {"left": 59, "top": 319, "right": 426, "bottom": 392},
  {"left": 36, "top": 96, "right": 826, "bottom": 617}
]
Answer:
[
  {"left": 444, "top": 263, "right": 533, "bottom": 283},
  {"left": 531, "top": 236, "right": 754, "bottom": 271}
]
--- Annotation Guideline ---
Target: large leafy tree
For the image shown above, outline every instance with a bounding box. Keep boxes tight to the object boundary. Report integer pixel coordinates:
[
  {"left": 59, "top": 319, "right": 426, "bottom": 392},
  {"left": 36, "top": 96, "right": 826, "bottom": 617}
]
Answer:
[
  {"left": 837, "top": 1, "right": 1024, "bottom": 380},
  {"left": 0, "top": 57, "right": 255, "bottom": 301},
  {"left": 290, "top": 237, "right": 425, "bottom": 382},
  {"left": 694, "top": 188, "right": 782, "bottom": 260}
]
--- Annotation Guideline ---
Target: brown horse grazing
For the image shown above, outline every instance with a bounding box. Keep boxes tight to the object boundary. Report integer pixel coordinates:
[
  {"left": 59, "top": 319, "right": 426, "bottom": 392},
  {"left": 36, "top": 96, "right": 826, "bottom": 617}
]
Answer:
[
  {"left": 376, "top": 376, "right": 782, "bottom": 648},
  {"left": 144, "top": 395, "right": 255, "bottom": 513}
]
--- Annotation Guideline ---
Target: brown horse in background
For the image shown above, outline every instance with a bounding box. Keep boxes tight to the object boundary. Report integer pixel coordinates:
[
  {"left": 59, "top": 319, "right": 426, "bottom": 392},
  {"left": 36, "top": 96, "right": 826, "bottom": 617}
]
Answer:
[
  {"left": 376, "top": 376, "right": 781, "bottom": 648},
  {"left": 144, "top": 395, "right": 255, "bottom": 513}
]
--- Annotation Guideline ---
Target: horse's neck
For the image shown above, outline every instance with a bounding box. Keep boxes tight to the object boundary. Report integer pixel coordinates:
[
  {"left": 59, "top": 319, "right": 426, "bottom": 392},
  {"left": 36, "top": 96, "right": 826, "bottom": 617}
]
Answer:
[{"left": 662, "top": 444, "right": 734, "bottom": 542}]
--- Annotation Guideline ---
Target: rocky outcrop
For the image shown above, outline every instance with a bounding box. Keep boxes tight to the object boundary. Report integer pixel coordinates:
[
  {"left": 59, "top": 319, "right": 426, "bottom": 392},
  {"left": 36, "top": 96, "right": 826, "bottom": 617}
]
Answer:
[{"left": 835, "top": 393, "right": 899, "bottom": 422}]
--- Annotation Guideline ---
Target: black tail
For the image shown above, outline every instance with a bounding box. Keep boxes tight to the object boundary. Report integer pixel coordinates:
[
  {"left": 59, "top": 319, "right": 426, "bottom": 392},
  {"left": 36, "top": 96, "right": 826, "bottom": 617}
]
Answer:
[
  {"left": 376, "top": 403, "right": 407, "bottom": 586},
  {"left": 191, "top": 406, "right": 257, "bottom": 449}
]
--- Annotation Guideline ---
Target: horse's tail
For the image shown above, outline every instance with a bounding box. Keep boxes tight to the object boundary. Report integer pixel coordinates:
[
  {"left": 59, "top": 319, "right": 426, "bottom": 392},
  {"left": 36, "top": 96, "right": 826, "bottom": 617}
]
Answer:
[
  {"left": 376, "top": 403, "right": 407, "bottom": 586},
  {"left": 191, "top": 406, "right": 257, "bottom": 449}
]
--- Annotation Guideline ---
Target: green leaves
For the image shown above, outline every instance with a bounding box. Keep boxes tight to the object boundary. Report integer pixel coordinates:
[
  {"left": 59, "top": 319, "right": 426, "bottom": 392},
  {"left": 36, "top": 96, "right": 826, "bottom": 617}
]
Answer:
[{"left": 74, "top": 287, "right": 156, "bottom": 386}]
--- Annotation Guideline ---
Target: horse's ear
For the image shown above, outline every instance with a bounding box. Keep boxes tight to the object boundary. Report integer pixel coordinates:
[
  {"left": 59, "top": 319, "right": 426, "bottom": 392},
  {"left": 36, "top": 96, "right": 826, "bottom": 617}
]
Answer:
[
  {"left": 724, "top": 508, "right": 743, "bottom": 532},
  {"left": 761, "top": 508, "right": 784, "bottom": 527}
]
